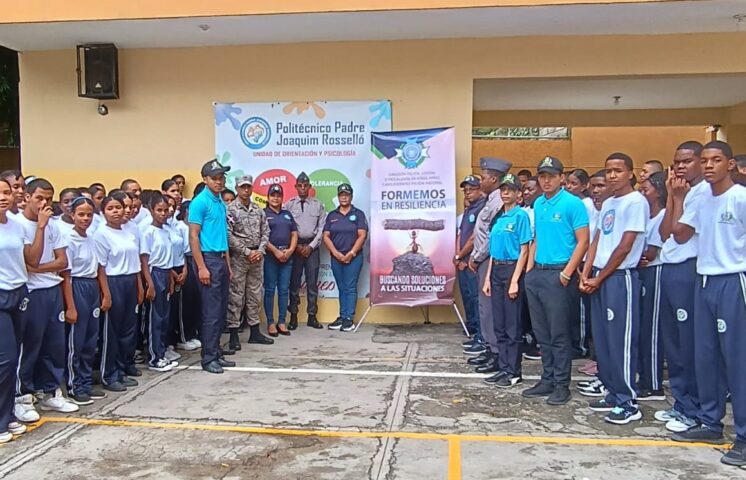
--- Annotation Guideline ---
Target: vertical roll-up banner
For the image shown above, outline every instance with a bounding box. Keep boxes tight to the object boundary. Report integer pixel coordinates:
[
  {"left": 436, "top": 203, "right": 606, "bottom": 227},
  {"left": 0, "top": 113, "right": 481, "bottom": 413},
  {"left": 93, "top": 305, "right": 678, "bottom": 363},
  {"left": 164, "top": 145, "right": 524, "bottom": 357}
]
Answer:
[{"left": 370, "top": 127, "right": 456, "bottom": 306}]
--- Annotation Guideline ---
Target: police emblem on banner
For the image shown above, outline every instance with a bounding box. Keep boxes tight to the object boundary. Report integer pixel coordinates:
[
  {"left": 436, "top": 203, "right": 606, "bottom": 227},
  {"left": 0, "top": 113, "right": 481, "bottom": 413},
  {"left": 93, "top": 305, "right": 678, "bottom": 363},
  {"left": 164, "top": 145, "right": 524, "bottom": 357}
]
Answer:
[{"left": 395, "top": 140, "right": 429, "bottom": 169}]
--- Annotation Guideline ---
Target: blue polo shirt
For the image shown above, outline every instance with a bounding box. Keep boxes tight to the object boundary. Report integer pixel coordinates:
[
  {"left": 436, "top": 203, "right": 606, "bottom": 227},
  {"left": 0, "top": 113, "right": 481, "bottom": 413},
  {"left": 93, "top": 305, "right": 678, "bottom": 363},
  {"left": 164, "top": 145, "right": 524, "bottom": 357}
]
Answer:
[
  {"left": 489, "top": 207, "right": 533, "bottom": 261},
  {"left": 324, "top": 206, "right": 368, "bottom": 254},
  {"left": 534, "top": 188, "right": 588, "bottom": 264},
  {"left": 265, "top": 207, "right": 297, "bottom": 248},
  {"left": 188, "top": 188, "right": 228, "bottom": 253},
  {"left": 459, "top": 196, "right": 486, "bottom": 249}
]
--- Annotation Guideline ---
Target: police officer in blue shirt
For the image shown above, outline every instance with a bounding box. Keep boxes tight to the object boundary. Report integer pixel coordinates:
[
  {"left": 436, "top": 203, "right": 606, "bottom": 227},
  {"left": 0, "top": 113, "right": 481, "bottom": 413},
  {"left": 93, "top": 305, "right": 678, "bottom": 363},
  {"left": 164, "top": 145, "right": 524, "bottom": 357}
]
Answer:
[
  {"left": 263, "top": 184, "right": 298, "bottom": 337},
  {"left": 323, "top": 183, "right": 368, "bottom": 332},
  {"left": 456, "top": 175, "right": 487, "bottom": 350},
  {"left": 188, "top": 159, "right": 236, "bottom": 374},
  {"left": 522, "top": 156, "right": 589, "bottom": 405}
]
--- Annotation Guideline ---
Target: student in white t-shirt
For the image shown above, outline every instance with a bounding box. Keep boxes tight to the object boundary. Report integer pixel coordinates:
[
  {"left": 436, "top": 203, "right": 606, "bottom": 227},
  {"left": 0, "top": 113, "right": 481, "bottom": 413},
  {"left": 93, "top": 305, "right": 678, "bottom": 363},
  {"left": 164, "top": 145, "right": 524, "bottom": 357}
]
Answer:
[
  {"left": 60, "top": 196, "right": 111, "bottom": 407},
  {"left": 0, "top": 177, "right": 49, "bottom": 441},
  {"left": 139, "top": 193, "right": 177, "bottom": 373},
  {"left": 15, "top": 179, "right": 79, "bottom": 416},
  {"left": 673, "top": 141, "right": 746, "bottom": 467},
  {"left": 54, "top": 187, "right": 79, "bottom": 236},
  {"left": 636, "top": 171, "right": 667, "bottom": 402},
  {"left": 581, "top": 152, "right": 648, "bottom": 426},
  {"left": 164, "top": 195, "right": 188, "bottom": 362},
  {"left": 94, "top": 194, "right": 143, "bottom": 393}
]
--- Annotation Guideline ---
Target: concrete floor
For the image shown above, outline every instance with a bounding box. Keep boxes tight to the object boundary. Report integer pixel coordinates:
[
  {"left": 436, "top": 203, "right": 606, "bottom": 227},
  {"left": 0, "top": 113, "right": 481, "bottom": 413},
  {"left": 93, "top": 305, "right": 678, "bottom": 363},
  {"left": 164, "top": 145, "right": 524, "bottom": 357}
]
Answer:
[{"left": 0, "top": 323, "right": 743, "bottom": 480}]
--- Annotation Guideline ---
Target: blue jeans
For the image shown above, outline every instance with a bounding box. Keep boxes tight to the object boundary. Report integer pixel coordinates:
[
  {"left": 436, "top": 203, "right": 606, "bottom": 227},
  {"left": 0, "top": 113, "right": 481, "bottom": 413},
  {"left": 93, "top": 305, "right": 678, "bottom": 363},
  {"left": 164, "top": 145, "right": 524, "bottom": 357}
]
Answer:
[
  {"left": 330, "top": 255, "right": 364, "bottom": 320},
  {"left": 263, "top": 254, "right": 293, "bottom": 325},
  {"left": 458, "top": 268, "right": 480, "bottom": 338}
]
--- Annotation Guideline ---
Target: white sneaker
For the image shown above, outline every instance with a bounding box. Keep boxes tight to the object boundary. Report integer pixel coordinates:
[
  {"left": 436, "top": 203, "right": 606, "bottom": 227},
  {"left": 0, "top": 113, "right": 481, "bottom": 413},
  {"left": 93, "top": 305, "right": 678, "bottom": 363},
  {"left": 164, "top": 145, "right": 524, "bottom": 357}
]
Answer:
[
  {"left": 666, "top": 415, "right": 697, "bottom": 433},
  {"left": 164, "top": 347, "right": 182, "bottom": 362},
  {"left": 148, "top": 359, "right": 174, "bottom": 372},
  {"left": 176, "top": 341, "right": 198, "bottom": 351},
  {"left": 654, "top": 408, "right": 681, "bottom": 423},
  {"left": 191, "top": 339, "right": 202, "bottom": 349},
  {"left": 0, "top": 432, "right": 12, "bottom": 443},
  {"left": 8, "top": 422, "right": 27, "bottom": 435},
  {"left": 14, "top": 394, "right": 40, "bottom": 423},
  {"left": 39, "top": 390, "right": 79, "bottom": 413}
]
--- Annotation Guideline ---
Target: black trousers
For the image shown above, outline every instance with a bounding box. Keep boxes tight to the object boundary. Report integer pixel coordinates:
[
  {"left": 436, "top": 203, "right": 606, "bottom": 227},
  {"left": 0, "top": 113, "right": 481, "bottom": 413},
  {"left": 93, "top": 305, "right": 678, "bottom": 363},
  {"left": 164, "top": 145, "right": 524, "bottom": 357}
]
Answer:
[
  {"left": 490, "top": 263, "right": 524, "bottom": 376},
  {"left": 196, "top": 254, "right": 229, "bottom": 366},
  {"left": 525, "top": 267, "right": 579, "bottom": 388},
  {"left": 288, "top": 247, "right": 320, "bottom": 317}
]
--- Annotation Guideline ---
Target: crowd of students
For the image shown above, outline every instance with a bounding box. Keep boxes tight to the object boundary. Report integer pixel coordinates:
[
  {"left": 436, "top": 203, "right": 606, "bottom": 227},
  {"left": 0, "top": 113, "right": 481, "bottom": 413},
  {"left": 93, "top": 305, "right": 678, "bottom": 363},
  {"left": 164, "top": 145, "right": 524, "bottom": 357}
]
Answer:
[{"left": 458, "top": 140, "right": 746, "bottom": 467}]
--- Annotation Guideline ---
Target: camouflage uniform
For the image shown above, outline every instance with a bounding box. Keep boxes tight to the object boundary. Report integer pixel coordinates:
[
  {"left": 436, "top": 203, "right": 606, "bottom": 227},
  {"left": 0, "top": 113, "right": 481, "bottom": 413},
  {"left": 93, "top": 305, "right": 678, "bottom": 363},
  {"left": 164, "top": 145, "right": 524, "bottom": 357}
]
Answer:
[{"left": 227, "top": 199, "right": 269, "bottom": 328}]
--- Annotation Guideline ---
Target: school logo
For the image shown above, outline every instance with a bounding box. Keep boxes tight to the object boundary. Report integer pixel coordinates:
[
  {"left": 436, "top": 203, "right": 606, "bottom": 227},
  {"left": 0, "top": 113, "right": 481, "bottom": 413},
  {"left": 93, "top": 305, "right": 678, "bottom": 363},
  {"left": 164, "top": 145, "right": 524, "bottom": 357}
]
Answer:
[
  {"left": 602, "top": 209, "right": 616, "bottom": 235},
  {"left": 539, "top": 157, "right": 555, "bottom": 169},
  {"left": 283, "top": 214, "right": 292, "bottom": 220},
  {"left": 58, "top": 311, "right": 65, "bottom": 322},
  {"left": 676, "top": 309, "right": 688, "bottom": 322},
  {"left": 717, "top": 319, "right": 727, "bottom": 333},
  {"left": 552, "top": 213, "right": 562, "bottom": 222},
  {"left": 93, "top": 307, "right": 101, "bottom": 319},
  {"left": 468, "top": 214, "right": 476, "bottom": 223},
  {"left": 240, "top": 117, "right": 272, "bottom": 150},
  {"left": 19, "top": 297, "right": 29, "bottom": 312},
  {"left": 395, "top": 140, "right": 429, "bottom": 169},
  {"left": 349, "top": 214, "right": 357, "bottom": 222},
  {"left": 606, "top": 308, "right": 614, "bottom": 321},
  {"left": 505, "top": 222, "right": 516, "bottom": 233},
  {"left": 719, "top": 211, "right": 736, "bottom": 225}
]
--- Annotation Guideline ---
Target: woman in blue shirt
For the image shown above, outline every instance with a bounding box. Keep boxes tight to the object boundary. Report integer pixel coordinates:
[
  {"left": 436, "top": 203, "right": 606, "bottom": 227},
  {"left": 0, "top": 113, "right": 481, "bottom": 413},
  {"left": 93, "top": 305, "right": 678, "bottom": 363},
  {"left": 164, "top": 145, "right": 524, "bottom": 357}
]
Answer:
[
  {"left": 482, "top": 174, "right": 533, "bottom": 388},
  {"left": 323, "top": 183, "right": 368, "bottom": 332},
  {"left": 264, "top": 184, "right": 298, "bottom": 337}
]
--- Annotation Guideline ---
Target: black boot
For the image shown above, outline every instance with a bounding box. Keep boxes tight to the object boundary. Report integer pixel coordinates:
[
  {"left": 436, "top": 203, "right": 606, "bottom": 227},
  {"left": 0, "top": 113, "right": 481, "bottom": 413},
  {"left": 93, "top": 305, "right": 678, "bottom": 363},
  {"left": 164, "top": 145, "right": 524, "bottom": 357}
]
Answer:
[
  {"left": 307, "top": 315, "right": 323, "bottom": 329},
  {"left": 228, "top": 328, "right": 241, "bottom": 351},
  {"left": 248, "top": 324, "right": 274, "bottom": 345},
  {"left": 288, "top": 313, "right": 298, "bottom": 331}
]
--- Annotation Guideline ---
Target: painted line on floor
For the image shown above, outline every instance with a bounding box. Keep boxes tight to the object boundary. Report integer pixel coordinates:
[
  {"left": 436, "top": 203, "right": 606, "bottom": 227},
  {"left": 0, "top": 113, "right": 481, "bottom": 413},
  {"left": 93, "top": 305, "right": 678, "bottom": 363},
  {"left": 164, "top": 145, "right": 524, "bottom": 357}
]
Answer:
[
  {"left": 178, "top": 365, "right": 592, "bottom": 382},
  {"left": 39, "top": 417, "right": 722, "bottom": 450},
  {"left": 448, "top": 438, "right": 461, "bottom": 480}
]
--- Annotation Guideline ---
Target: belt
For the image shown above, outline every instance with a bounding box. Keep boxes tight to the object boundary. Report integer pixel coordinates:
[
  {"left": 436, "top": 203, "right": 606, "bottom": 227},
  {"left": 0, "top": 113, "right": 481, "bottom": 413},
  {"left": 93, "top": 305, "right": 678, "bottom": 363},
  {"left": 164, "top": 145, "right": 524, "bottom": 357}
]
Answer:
[
  {"left": 246, "top": 246, "right": 259, "bottom": 250},
  {"left": 202, "top": 252, "right": 226, "bottom": 258},
  {"left": 492, "top": 259, "right": 516, "bottom": 265},
  {"left": 535, "top": 263, "right": 566, "bottom": 270},
  {"left": 298, "top": 238, "right": 314, "bottom": 245}
]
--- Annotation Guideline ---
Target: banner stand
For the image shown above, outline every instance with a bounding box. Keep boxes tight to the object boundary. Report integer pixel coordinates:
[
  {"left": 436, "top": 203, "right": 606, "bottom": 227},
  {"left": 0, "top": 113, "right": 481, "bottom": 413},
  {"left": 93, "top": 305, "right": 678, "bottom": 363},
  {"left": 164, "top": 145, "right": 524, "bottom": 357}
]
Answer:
[{"left": 353, "top": 302, "right": 469, "bottom": 335}]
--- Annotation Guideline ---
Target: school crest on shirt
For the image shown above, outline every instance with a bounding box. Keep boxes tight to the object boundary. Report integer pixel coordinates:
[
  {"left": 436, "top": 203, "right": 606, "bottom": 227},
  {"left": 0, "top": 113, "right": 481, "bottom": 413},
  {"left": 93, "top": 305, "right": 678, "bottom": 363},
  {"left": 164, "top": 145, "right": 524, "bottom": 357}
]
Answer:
[
  {"left": 349, "top": 214, "right": 357, "bottom": 222},
  {"left": 505, "top": 222, "right": 516, "bottom": 233},
  {"left": 468, "top": 214, "right": 476, "bottom": 223},
  {"left": 551, "top": 213, "right": 562, "bottom": 222},
  {"left": 602, "top": 209, "right": 616, "bottom": 235},
  {"left": 719, "top": 211, "right": 736, "bottom": 225}
]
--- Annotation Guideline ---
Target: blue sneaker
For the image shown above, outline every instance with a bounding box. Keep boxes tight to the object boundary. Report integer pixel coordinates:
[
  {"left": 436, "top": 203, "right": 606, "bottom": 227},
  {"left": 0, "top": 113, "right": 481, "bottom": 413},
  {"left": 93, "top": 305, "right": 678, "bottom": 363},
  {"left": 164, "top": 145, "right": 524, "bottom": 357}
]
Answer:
[
  {"left": 604, "top": 405, "right": 642, "bottom": 425},
  {"left": 463, "top": 343, "right": 487, "bottom": 356}
]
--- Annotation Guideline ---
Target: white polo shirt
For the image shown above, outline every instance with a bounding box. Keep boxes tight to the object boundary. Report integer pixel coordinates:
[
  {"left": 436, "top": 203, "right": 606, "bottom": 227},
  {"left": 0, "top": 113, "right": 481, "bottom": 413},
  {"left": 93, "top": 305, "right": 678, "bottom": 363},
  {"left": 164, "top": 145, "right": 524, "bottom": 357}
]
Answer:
[
  {"left": 593, "top": 191, "right": 649, "bottom": 270},
  {"left": 93, "top": 225, "right": 141, "bottom": 276},
  {"left": 680, "top": 184, "right": 746, "bottom": 276},
  {"left": 659, "top": 180, "right": 709, "bottom": 265},
  {"left": 16, "top": 214, "right": 67, "bottom": 291},
  {"left": 645, "top": 209, "right": 666, "bottom": 267},
  {"left": 0, "top": 215, "right": 29, "bottom": 290},
  {"left": 65, "top": 230, "right": 99, "bottom": 279},
  {"left": 140, "top": 224, "right": 174, "bottom": 270}
]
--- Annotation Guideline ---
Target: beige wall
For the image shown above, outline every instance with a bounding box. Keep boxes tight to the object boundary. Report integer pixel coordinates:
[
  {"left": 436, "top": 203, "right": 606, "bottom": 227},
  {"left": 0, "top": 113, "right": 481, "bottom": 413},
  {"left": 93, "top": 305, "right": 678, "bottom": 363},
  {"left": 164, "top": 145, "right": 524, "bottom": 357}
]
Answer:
[{"left": 18, "top": 32, "right": 746, "bottom": 323}]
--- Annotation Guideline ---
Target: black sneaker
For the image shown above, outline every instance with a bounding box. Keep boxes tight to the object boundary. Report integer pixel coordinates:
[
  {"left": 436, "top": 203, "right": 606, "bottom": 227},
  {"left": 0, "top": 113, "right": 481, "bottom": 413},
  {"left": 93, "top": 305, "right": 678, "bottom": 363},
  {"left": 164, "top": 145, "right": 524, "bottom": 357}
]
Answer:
[
  {"left": 103, "top": 381, "right": 127, "bottom": 392},
  {"left": 522, "top": 381, "right": 555, "bottom": 398},
  {"left": 546, "top": 386, "right": 572, "bottom": 405},
  {"left": 483, "top": 371, "right": 508, "bottom": 385},
  {"left": 340, "top": 319, "right": 355, "bottom": 332},
  {"left": 328, "top": 318, "right": 344, "bottom": 330},
  {"left": 124, "top": 366, "right": 142, "bottom": 377},
  {"left": 475, "top": 357, "right": 500, "bottom": 373},
  {"left": 71, "top": 393, "right": 93, "bottom": 406},
  {"left": 588, "top": 398, "right": 615, "bottom": 412},
  {"left": 463, "top": 343, "right": 487, "bottom": 356},
  {"left": 721, "top": 441, "right": 746, "bottom": 467},
  {"left": 467, "top": 352, "right": 492, "bottom": 366},
  {"left": 121, "top": 377, "right": 139, "bottom": 388},
  {"left": 604, "top": 405, "right": 642, "bottom": 425},
  {"left": 637, "top": 389, "right": 666, "bottom": 401},
  {"left": 672, "top": 425, "right": 726, "bottom": 444},
  {"left": 89, "top": 387, "right": 107, "bottom": 400},
  {"left": 462, "top": 337, "right": 476, "bottom": 348},
  {"left": 577, "top": 378, "right": 598, "bottom": 389},
  {"left": 522, "top": 345, "right": 541, "bottom": 360},
  {"left": 496, "top": 374, "right": 523, "bottom": 388}
]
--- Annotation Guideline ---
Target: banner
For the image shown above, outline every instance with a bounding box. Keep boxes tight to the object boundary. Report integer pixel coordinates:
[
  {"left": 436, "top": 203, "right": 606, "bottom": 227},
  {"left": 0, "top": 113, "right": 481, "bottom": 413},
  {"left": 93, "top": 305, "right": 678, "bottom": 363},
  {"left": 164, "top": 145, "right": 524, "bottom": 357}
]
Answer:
[
  {"left": 369, "top": 128, "right": 456, "bottom": 306},
  {"left": 214, "top": 101, "right": 392, "bottom": 298}
]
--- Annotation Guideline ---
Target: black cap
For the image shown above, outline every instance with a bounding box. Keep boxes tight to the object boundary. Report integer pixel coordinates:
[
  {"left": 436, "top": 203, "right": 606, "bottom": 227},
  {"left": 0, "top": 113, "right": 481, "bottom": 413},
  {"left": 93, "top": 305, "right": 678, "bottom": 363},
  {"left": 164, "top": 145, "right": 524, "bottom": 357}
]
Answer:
[
  {"left": 499, "top": 173, "right": 521, "bottom": 190},
  {"left": 297, "top": 172, "right": 310, "bottom": 184},
  {"left": 337, "top": 183, "right": 353, "bottom": 195},
  {"left": 459, "top": 175, "right": 480, "bottom": 188},
  {"left": 479, "top": 157, "right": 512, "bottom": 173},
  {"left": 201, "top": 158, "right": 231, "bottom": 178},
  {"left": 536, "top": 156, "right": 564, "bottom": 175},
  {"left": 268, "top": 184, "right": 283, "bottom": 196}
]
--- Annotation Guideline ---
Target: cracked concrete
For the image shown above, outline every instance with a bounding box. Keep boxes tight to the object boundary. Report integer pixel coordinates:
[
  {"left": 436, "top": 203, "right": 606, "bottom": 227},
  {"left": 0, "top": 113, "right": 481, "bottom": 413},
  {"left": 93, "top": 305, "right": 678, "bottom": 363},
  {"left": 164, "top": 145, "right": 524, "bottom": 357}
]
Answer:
[{"left": 0, "top": 323, "right": 743, "bottom": 479}]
